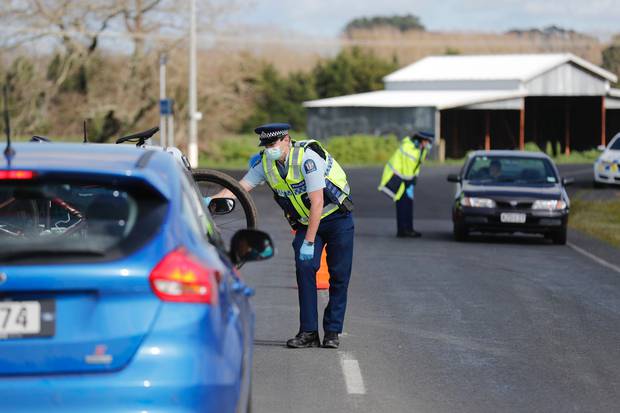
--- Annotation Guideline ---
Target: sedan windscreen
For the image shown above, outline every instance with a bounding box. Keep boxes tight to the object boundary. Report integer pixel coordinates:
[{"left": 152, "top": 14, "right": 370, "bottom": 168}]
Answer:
[
  {"left": 465, "top": 156, "right": 558, "bottom": 186},
  {"left": 0, "top": 179, "right": 166, "bottom": 262},
  {"left": 610, "top": 138, "right": 620, "bottom": 150}
]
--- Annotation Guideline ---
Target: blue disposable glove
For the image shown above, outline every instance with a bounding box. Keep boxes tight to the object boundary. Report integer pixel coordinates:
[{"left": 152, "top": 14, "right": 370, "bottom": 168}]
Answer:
[
  {"left": 406, "top": 185, "right": 414, "bottom": 200},
  {"left": 204, "top": 196, "right": 212, "bottom": 206},
  {"left": 299, "top": 240, "right": 314, "bottom": 261}
]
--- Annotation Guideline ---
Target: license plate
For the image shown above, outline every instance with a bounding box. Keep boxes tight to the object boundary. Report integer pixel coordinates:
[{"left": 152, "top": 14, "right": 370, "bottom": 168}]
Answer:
[
  {"left": 0, "top": 300, "right": 55, "bottom": 339},
  {"left": 500, "top": 212, "right": 526, "bottom": 224}
]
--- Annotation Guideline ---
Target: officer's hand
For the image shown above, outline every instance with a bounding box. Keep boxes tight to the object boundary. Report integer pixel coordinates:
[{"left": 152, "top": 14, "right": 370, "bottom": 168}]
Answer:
[
  {"left": 299, "top": 240, "right": 314, "bottom": 261},
  {"left": 406, "top": 185, "right": 414, "bottom": 200}
]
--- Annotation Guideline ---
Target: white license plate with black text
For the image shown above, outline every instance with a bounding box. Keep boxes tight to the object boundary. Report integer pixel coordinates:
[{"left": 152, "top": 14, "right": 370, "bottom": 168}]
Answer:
[
  {"left": 500, "top": 212, "right": 526, "bottom": 224},
  {"left": 0, "top": 301, "right": 41, "bottom": 336}
]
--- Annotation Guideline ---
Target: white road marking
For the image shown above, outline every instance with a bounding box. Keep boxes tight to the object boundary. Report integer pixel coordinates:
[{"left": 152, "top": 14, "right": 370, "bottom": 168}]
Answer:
[
  {"left": 339, "top": 352, "right": 366, "bottom": 395},
  {"left": 318, "top": 290, "right": 329, "bottom": 305},
  {"left": 568, "top": 242, "right": 620, "bottom": 274}
]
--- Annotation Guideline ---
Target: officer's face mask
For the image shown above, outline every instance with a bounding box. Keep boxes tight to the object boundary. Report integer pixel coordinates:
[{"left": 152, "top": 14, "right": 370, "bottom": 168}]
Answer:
[
  {"left": 265, "top": 138, "right": 287, "bottom": 161},
  {"left": 265, "top": 146, "right": 282, "bottom": 161}
]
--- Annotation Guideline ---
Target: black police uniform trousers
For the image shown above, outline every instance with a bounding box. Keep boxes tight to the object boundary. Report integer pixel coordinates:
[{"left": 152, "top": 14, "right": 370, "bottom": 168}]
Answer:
[
  {"left": 396, "top": 181, "right": 415, "bottom": 233},
  {"left": 292, "top": 210, "right": 354, "bottom": 334}
]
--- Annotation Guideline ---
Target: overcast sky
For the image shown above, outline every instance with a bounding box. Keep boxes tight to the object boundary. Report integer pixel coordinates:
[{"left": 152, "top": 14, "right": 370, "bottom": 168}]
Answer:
[{"left": 233, "top": 0, "right": 620, "bottom": 39}]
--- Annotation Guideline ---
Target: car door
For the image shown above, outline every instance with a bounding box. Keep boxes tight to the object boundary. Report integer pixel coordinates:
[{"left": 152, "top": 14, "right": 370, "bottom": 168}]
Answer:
[{"left": 180, "top": 173, "right": 253, "bottom": 381}]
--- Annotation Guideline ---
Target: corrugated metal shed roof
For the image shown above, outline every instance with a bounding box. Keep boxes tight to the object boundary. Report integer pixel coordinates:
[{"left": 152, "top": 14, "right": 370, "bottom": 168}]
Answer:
[
  {"left": 383, "top": 53, "right": 617, "bottom": 83},
  {"left": 303, "top": 89, "right": 525, "bottom": 110}
]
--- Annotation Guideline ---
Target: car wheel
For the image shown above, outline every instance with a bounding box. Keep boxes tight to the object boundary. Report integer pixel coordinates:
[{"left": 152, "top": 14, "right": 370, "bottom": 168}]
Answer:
[
  {"left": 453, "top": 223, "right": 468, "bottom": 242},
  {"left": 593, "top": 180, "right": 605, "bottom": 189},
  {"left": 246, "top": 381, "right": 252, "bottom": 413},
  {"left": 551, "top": 226, "right": 567, "bottom": 245}
]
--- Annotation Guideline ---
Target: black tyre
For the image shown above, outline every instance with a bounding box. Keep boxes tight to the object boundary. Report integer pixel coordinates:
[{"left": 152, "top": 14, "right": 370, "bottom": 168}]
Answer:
[
  {"left": 453, "top": 222, "right": 468, "bottom": 242},
  {"left": 593, "top": 180, "right": 605, "bottom": 189},
  {"left": 246, "top": 380, "right": 252, "bottom": 413},
  {"left": 551, "top": 226, "right": 567, "bottom": 245},
  {"left": 192, "top": 169, "right": 258, "bottom": 242}
]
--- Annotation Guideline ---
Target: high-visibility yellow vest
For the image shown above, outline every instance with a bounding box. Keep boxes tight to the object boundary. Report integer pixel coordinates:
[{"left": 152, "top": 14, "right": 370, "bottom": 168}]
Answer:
[
  {"left": 378, "top": 137, "right": 428, "bottom": 201},
  {"left": 262, "top": 140, "right": 351, "bottom": 225}
]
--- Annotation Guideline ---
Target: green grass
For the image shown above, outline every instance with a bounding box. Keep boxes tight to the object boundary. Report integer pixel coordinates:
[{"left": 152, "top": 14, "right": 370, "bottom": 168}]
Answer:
[
  {"left": 524, "top": 142, "right": 600, "bottom": 164},
  {"left": 569, "top": 198, "right": 620, "bottom": 248},
  {"left": 199, "top": 135, "right": 603, "bottom": 170}
]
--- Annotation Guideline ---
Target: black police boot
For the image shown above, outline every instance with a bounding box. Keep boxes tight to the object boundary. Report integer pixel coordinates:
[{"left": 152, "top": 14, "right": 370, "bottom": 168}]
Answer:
[
  {"left": 397, "top": 230, "right": 422, "bottom": 238},
  {"left": 322, "top": 332, "right": 340, "bottom": 349},
  {"left": 286, "top": 331, "right": 320, "bottom": 348}
]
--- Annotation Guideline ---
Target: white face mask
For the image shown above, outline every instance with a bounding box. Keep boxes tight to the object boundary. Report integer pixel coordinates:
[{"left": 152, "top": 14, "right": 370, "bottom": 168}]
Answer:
[{"left": 265, "top": 146, "right": 282, "bottom": 161}]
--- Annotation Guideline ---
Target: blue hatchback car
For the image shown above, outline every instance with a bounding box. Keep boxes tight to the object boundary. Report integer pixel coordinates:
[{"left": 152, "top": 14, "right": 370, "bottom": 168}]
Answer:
[{"left": 0, "top": 143, "right": 273, "bottom": 413}]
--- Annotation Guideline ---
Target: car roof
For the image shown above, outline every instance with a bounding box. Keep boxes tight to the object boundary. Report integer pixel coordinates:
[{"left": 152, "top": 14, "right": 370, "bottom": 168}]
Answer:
[
  {"left": 0, "top": 143, "right": 179, "bottom": 198},
  {"left": 468, "top": 150, "right": 552, "bottom": 160}
]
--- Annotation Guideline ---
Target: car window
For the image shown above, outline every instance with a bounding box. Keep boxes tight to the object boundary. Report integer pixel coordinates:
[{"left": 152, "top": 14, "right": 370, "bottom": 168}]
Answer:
[
  {"left": 179, "top": 172, "right": 222, "bottom": 246},
  {"left": 0, "top": 179, "right": 167, "bottom": 262},
  {"left": 610, "top": 137, "right": 620, "bottom": 150},
  {"left": 465, "top": 156, "right": 557, "bottom": 186}
]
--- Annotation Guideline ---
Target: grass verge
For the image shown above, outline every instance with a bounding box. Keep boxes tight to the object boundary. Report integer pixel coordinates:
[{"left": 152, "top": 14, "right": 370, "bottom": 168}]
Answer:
[
  {"left": 569, "top": 198, "right": 620, "bottom": 248},
  {"left": 200, "top": 135, "right": 603, "bottom": 170}
]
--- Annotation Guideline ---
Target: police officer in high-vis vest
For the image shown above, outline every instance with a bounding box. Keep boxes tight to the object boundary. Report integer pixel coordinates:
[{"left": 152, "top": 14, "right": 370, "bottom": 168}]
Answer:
[
  {"left": 378, "top": 131, "right": 433, "bottom": 238},
  {"left": 234, "top": 123, "right": 354, "bottom": 349}
]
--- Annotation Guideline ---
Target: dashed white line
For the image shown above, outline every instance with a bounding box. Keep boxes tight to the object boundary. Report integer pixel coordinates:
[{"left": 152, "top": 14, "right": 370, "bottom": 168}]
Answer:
[
  {"left": 567, "top": 242, "right": 620, "bottom": 274},
  {"left": 339, "top": 352, "right": 366, "bottom": 395}
]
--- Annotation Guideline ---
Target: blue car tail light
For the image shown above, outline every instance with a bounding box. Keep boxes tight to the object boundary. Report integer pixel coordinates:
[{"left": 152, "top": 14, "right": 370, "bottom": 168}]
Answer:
[{"left": 150, "top": 248, "right": 219, "bottom": 305}]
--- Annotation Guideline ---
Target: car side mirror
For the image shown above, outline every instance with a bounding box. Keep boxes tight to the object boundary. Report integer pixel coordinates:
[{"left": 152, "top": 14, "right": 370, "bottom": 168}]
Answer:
[
  {"left": 562, "top": 177, "right": 575, "bottom": 186},
  {"left": 208, "top": 198, "right": 235, "bottom": 215},
  {"left": 447, "top": 174, "right": 461, "bottom": 183},
  {"left": 597, "top": 144, "right": 606, "bottom": 151},
  {"left": 230, "top": 229, "right": 275, "bottom": 266}
]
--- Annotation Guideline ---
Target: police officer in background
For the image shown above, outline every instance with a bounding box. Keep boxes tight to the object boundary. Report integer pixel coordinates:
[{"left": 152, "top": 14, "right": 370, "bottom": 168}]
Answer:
[
  {"left": 219, "top": 123, "right": 355, "bottom": 349},
  {"left": 378, "top": 131, "right": 434, "bottom": 238}
]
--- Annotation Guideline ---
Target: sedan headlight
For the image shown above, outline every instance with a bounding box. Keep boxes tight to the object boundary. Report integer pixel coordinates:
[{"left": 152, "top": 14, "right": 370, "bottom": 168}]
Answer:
[
  {"left": 532, "top": 200, "right": 567, "bottom": 210},
  {"left": 461, "top": 197, "right": 496, "bottom": 208}
]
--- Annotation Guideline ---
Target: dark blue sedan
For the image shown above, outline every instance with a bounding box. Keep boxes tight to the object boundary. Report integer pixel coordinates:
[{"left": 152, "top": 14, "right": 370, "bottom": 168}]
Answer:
[
  {"left": 448, "top": 150, "right": 572, "bottom": 244},
  {"left": 0, "top": 143, "right": 273, "bottom": 412}
]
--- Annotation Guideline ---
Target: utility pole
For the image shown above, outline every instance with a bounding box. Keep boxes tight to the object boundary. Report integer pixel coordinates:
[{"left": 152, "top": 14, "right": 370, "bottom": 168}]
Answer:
[
  {"left": 187, "top": 0, "right": 199, "bottom": 166},
  {"left": 159, "top": 54, "right": 167, "bottom": 147}
]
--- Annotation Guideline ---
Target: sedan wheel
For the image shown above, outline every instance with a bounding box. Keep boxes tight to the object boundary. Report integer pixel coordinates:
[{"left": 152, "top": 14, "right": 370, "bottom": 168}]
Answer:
[
  {"left": 550, "top": 226, "right": 567, "bottom": 245},
  {"left": 453, "top": 223, "right": 468, "bottom": 242}
]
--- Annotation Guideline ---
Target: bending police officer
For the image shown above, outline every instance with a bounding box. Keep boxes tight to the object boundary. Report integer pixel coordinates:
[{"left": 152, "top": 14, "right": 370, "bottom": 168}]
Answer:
[
  {"left": 378, "top": 131, "right": 433, "bottom": 238},
  {"left": 218, "top": 123, "right": 355, "bottom": 349}
]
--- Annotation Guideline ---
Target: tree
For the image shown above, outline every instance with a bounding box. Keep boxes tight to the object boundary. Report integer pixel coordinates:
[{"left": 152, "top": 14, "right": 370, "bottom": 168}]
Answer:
[
  {"left": 241, "top": 64, "right": 316, "bottom": 132},
  {"left": 0, "top": 0, "right": 241, "bottom": 141},
  {"left": 602, "top": 38, "right": 620, "bottom": 88},
  {"left": 312, "top": 47, "right": 398, "bottom": 99},
  {"left": 344, "top": 14, "right": 424, "bottom": 35}
]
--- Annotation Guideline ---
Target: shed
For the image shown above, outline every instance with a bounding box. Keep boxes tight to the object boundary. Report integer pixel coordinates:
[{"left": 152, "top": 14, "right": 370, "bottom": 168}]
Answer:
[{"left": 303, "top": 54, "right": 620, "bottom": 159}]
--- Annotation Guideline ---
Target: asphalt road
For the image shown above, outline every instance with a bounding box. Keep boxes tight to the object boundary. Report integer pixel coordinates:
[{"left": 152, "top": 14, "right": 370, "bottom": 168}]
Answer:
[{"left": 237, "top": 164, "right": 620, "bottom": 413}]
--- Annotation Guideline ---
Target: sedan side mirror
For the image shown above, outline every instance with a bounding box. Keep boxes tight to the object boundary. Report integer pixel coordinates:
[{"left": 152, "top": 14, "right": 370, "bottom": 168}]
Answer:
[
  {"left": 562, "top": 177, "right": 575, "bottom": 186},
  {"left": 208, "top": 198, "right": 235, "bottom": 215},
  {"left": 447, "top": 174, "right": 461, "bottom": 183},
  {"left": 230, "top": 229, "right": 275, "bottom": 266},
  {"left": 597, "top": 144, "right": 606, "bottom": 151}
]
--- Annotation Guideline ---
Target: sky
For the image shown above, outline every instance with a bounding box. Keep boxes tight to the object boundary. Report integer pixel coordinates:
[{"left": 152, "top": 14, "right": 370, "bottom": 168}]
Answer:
[{"left": 233, "top": 0, "right": 620, "bottom": 39}]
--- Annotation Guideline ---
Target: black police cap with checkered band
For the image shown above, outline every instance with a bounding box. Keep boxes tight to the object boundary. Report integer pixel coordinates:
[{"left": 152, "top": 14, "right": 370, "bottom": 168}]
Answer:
[{"left": 254, "top": 123, "right": 291, "bottom": 146}]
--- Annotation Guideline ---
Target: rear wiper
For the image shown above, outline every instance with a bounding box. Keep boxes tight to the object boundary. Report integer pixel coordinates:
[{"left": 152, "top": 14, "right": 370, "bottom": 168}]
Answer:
[{"left": 0, "top": 249, "right": 105, "bottom": 262}]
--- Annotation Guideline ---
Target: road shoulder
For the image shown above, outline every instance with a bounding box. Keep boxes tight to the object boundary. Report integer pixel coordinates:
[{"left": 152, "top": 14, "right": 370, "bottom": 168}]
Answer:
[{"left": 568, "top": 228, "right": 620, "bottom": 270}]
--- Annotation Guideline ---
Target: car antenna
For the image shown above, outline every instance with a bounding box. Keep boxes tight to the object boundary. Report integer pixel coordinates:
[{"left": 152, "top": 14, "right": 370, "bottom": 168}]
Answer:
[
  {"left": 3, "top": 83, "right": 14, "bottom": 167},
  {"left": 83, "top": 119, "right": 89, "bottom": 143}
]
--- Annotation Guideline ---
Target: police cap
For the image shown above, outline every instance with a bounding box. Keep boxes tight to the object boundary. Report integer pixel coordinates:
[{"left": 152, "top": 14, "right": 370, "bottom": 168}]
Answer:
[
  {"left": 411, "top": 131, "right": 434, "bottom": 142},
  {"left": 254, "top": 123, "right": 291, "bottom": 146}
]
